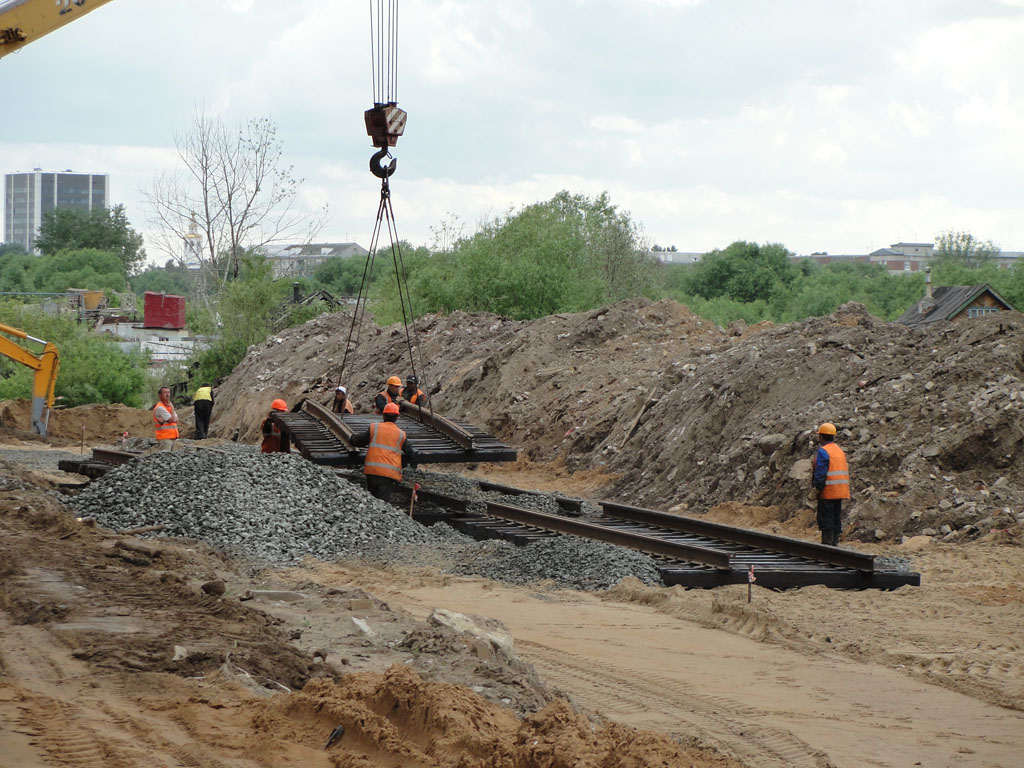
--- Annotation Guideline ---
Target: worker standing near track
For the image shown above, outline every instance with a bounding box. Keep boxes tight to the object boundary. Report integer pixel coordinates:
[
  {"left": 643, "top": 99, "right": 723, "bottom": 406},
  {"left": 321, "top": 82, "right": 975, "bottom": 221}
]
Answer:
[
  {"left": 401, "top": 374, "right": 426, "bottom": 406},
  {"left": 332, "top": 385, "right": 355, "bottom": 414},
  {"left": 192, "top": 383, "right": 214, "bottom": 439},
  {"left": 260, "top": 399, "right": 291, "bottom": 453},
  {"left": 374, "top": 376, "right": 403, "bottom": 414},
  {"left": 153, "top": 386, "right": 179, "bottom": 452},
  {"left": 350, "top": 402, "right": 416, "bottom": 502},
  {"left": 811, "top": 422, "right": 850, "bottom": 546}
]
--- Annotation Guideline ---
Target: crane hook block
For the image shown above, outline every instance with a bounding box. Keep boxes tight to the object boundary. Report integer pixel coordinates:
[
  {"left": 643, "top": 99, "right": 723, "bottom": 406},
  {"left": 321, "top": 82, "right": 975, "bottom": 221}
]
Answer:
[
  {"left": 365, "top": 102, "right": 407, "bottom": 148},
  {"left": 370, "top": 147, "right": 397, "bottom": 178}
]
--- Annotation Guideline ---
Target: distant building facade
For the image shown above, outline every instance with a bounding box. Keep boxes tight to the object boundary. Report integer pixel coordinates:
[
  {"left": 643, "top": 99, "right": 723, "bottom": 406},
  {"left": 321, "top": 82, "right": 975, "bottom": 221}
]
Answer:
[
  {"left": 266, "top": 242, "right": 368, "bottom": 279},
  {"left": 3, "top": 169, "right": 109, "bottom": 253}
]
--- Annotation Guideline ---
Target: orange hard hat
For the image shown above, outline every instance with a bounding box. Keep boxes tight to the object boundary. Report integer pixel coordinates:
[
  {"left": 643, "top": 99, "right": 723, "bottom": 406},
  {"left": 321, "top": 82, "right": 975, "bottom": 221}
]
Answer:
[
  {"left": 818, "top": 422, "right": 837, "bottom": 435},
  {"left": 383, "top": 402, "right": 400, "bottom": 415},
  {"left": 271, "top": 398, "right": 288, "bottom": 411},
  {"left": 386, "top": 376, "right": 402, "bottom": 386}
]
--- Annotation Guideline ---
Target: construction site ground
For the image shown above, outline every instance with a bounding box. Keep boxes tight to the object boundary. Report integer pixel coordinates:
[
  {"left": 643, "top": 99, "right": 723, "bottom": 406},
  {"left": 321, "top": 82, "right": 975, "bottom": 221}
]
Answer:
[{"left": 2, "top": 298, "right": 1024, "bottom": 767}]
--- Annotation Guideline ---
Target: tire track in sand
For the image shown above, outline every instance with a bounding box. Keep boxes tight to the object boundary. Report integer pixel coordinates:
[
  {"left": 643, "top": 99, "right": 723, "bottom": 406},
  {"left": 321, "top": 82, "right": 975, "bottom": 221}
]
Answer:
[{"left": 519, "top": 639, "right": 830, "bottom": 768}]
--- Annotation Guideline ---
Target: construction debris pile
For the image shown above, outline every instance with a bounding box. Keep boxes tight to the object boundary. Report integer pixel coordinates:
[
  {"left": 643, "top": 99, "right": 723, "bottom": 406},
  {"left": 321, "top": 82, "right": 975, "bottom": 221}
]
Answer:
[
  {"left": 210, "top": 298, "right": 1024, "bottom": 543},
  {"left": 69, "top": 450, "right": 663, "bottom": 589}
]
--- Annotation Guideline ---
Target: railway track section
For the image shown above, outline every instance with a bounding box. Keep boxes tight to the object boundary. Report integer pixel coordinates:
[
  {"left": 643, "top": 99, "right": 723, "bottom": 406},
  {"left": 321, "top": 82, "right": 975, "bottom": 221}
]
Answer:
[
  {"left": 387, "top": 482, "right": 920, "bottom": 590},
  {"left": 273, "top": 399, "right": 518, "bottom": 466}
]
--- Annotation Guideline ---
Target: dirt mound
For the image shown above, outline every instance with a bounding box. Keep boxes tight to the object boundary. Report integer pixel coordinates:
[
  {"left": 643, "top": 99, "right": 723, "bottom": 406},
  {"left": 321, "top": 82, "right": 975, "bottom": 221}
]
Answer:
[
  {"left": 0, "top": 457, "right": 736, "bottom": 768},
  {"left": 209, "top": 299, "right": 1024, "bottom": 542},
  {"left": 0, "top": 400, "right": 154, "bottom": 445}
]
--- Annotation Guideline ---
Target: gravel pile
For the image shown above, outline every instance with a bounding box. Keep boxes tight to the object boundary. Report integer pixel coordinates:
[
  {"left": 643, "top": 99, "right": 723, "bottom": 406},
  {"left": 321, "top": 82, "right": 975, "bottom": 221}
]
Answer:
[
  {"left": 69, "top": 450, "right": 663, "bottom": 590},
  {"left": 71, "top": 450, "right": 438, "bottom": 566}
]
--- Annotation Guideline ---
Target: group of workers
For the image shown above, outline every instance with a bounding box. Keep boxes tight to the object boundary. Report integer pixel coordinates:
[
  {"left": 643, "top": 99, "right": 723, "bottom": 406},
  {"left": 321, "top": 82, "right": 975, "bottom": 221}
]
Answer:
[
  {"left": 156, "top": 377, "right": 852, "bottom": 547},
  {"left": 259, "top": 373, "right": 423, "bottom": 502}
]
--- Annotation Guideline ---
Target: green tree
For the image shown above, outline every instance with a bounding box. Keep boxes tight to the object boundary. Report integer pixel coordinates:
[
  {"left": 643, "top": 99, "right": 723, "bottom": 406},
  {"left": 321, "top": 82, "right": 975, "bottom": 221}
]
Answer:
[
  {"left": 132, "top": 261, "right": 193, "bottom": 298},
  {"left": 36, "top": 204, "right": 146, "bottom": 277},
  {"left": 393, "top": 191, "right": 652, "bottom": 321},
  {"left": 33, "top": 249, "right": 127, "bottom": 293},
  {"left": 191, "top": 252, "right": 293, "bottom": 383},
  {"left": 934, "top": 229, "right": 999, "bottom": 269},
  {"left": 0, "top": 249, "right": 39, "bottom": 292},
  {"left": 0, "top": 303, "right": 148, "bottom": 407},
  {"left": 685, "top": 241, "right": 800, "bottom": 303}
]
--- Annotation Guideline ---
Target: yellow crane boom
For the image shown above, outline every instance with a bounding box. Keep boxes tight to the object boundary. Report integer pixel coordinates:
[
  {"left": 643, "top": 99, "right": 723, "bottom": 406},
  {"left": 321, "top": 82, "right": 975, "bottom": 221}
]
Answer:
[
  {"left": 0, "top": 322, "right": 60, "bottom": 436},
  {"left": 0, "top": 0, "right": 116, "bottom": 60}
]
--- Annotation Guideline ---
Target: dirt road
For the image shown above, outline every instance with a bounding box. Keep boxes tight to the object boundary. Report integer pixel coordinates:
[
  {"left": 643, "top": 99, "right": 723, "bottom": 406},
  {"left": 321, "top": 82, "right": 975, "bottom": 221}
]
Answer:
[{"left": 299, "top": 550, "right": 1024, "bottom": 768}]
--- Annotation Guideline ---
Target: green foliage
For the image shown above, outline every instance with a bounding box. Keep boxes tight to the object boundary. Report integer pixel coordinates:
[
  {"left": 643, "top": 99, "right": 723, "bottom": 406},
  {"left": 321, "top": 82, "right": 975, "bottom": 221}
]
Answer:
[
  {"left": 657, "top": 240, "right": 1024, "bottom": 327},
  {"left": 132, "top": 261, "right": 193, "bottom": 298},
  {"left": 0, "top": 302, "right": 148, "bottom": 407},
  {"left": 312, "top": 253, "right": 388, "bottom": 296},
  {"left": 934, "top": 229, "right": 998, "bottom": 269},
  {"left": 0, "top": 250, "right": 39, "bottom": 292},
  {"left": 384, "top": 191, "right": 653, "bottom": 322},
  {"left": 189, "top": 253, "right": 292, "bottom": 384},
  {"left": 34, "top": 249, "right": 127, "bottom": 293},
  {"left": 35, "top": 204, "right": 146, "bottom": 277},
  {"left": 683, "top": 241, "right": 800, "bottom": 303}
]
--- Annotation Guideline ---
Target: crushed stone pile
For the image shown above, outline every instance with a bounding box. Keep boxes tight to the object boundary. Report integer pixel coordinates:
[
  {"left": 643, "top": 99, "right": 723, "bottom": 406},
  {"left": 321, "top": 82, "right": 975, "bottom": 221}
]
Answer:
[
  {"left": 209, "top": 298, "right": 1024, "bottom": 543},
  {"left": 70, "top": 450, "right": 662, "bottom": 589}
]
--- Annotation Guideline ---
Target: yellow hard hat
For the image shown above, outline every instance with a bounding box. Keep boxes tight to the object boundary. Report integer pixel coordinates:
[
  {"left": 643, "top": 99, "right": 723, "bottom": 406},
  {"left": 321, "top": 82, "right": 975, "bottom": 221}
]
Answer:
[
  {"left": 818, "top": 422, "right": 837, "bottom": 435},
  {"left": 386, "top": 376, "right": 402, "bottom": 386}
]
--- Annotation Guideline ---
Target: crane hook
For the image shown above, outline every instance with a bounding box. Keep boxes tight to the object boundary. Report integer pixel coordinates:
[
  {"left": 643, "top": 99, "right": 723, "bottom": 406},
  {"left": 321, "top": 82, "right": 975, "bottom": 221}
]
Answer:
[{"left": 370, "top": 147, "right": 397, "bottom": 179}]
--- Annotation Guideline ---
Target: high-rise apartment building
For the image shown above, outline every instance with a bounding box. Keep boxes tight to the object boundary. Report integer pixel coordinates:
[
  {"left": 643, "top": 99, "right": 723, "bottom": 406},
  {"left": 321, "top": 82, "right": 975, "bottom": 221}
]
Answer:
[{"left": 3, "top": 169, "right": 109, "bottom": 253}]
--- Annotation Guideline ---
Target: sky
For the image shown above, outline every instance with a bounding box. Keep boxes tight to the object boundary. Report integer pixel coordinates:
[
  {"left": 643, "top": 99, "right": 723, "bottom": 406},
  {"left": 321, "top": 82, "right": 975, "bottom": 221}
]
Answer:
[{"left": 3, "top": 0, "right": 1024, "bottom": 266}]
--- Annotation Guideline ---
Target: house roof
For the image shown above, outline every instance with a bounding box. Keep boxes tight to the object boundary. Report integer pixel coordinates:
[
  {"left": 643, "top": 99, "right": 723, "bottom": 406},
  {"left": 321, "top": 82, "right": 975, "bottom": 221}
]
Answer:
[{"left": 896, "top": 284, "right": 1015, "bottom": 328}]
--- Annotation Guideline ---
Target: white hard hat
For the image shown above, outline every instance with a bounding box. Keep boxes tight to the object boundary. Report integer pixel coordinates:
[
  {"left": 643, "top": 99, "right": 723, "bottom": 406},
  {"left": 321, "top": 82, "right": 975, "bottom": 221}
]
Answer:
[{"left": 336, "top": 385, "right": 346, "bottom": 394}]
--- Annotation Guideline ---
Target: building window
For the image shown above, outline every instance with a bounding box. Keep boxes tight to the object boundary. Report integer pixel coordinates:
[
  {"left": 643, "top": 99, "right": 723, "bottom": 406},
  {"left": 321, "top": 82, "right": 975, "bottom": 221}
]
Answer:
[
  {"left": 904, "top": 260, "right": 911, "bottom": 271},
  {"left": 967, "top": 306, "right": 999, "bottom": 318}
]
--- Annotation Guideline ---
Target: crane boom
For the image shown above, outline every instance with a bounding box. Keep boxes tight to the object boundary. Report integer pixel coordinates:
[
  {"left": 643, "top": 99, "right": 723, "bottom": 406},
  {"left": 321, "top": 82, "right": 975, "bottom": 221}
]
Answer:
[{"left": 0, "top": 0, "right": 116, "bottom": 60}]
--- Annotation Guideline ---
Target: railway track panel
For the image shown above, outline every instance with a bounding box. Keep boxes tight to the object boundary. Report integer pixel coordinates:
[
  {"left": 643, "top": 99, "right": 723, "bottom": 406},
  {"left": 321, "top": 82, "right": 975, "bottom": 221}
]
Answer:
[
  {"left": 395, "top": 481, "right": 920, "bottom": 590},
  {"left": 274, "top": 403, "right": 518, "bottom": 467}
]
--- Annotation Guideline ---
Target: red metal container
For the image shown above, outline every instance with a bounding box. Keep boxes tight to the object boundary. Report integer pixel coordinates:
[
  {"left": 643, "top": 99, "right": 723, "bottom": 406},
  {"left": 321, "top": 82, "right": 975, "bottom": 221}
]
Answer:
[{"left": 143, "top": 292, "right": 186, "bottom": 329}]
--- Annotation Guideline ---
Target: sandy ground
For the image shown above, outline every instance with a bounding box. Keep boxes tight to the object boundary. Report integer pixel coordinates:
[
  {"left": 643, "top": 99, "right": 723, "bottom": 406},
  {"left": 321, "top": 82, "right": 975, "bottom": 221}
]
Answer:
[{"left": 1, "top": 422, "right": 1023, "bottom": 767}]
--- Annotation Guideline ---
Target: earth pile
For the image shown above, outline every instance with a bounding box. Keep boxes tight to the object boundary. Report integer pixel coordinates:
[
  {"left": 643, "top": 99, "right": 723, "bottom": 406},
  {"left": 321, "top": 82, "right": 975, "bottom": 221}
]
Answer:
[{"left": 210, "top": 299, "right": 1024, "bottom": 542}]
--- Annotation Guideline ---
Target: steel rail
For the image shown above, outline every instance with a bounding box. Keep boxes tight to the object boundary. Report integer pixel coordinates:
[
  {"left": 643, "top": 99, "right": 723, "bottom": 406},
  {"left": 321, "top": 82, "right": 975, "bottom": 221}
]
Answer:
[
  {"left": 484, "top": 501, "right": 733, "bottom": 570},
  {"left": 599, "top": 500, "right": 875, "bottom": 572},
  {"left": 90, "top": 447, "right": 140, "bottom": 465},
  {"left": 303, "top": 399, "right": 357, "bottom": 447},
  {"left": 397, "top": 401, "right": 476, "bottom": 450}
]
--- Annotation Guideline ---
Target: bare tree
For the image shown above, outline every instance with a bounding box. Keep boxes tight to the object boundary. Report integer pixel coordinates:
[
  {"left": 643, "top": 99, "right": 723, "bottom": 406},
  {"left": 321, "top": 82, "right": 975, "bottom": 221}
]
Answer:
[
  {"left": 934, "top": 229, "right": 1000, "bottom": 269},
  {"left": 144, "top": 110, "right": 328, "bottom": 296}
]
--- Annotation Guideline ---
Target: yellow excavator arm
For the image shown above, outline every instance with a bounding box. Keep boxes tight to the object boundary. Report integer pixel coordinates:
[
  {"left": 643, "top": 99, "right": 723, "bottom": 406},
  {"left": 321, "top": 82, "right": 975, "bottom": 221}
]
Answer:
[
  {"left": 0, "top": 0, "right": 116, "bottom": 60},
  {"left": 0, "top": 322, "right": 60, "bottom": 436}
]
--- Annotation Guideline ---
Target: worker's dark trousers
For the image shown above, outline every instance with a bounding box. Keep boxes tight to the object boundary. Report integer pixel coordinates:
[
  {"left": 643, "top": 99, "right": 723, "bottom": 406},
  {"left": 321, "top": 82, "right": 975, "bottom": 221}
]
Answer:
[
  {"left": 817, "top": 498, "right": 843, "bottom": 546},
  {"left": 194, "top": 400, "right": 213, "bottom": 439},
  {"left": 366, "top": 475, "right": 398, "bottom": 503}
]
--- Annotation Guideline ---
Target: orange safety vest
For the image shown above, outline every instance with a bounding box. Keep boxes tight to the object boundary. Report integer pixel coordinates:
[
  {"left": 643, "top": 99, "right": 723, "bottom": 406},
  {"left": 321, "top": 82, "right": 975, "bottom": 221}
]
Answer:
[
  {"left": 403, "top": 386, "right": 425, "bottom": 405},
  {"left": 334, "top": 393, "right": 355, "bottom": 414},
  {"left": 374, "top": 389, "right": 397, "bottom": 414},
  {"left": 363, "top": 421, "right": 406, "bottom": 482},
  {"left": 153, "top": 402, "right": 179, "bottom": 440},
  {"left": 819, "top": 442, "right": 850, "bottom": 499}
]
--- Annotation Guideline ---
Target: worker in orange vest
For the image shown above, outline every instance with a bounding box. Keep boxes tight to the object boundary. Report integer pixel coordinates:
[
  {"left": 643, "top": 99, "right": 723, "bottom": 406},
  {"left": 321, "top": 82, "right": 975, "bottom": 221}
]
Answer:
[
  {"left": 401, "top": 374, "right": 426, "bottom": 406},
  {"left": 349, "top": 402, "right": 416, "bottom": 502},
  {"left": 153, "top": 386, "right": 179, "bottom": 452},
  {"left": 374, "top": 375, "right": 402, "bottom": 414},
  {"left": 260, "top": 399, "right": 291, "bottom": 453},
  {"left": 811, "top": 422, "right": 850, "bottom": 546}
]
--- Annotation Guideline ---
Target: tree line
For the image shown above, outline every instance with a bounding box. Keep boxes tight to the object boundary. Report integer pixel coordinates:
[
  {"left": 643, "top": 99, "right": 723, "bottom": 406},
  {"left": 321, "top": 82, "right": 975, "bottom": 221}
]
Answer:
[{"left": 2, "top": 106, "right": 1021, "bottom": 409}]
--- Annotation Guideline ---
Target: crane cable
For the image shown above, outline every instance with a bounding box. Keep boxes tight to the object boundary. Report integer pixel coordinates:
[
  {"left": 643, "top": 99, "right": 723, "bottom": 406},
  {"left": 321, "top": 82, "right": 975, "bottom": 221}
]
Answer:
[{"left": 339, "top": 0, "right": 429, "bottom": 414}]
